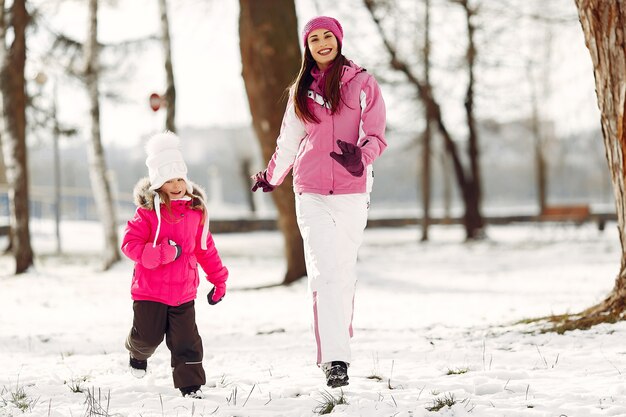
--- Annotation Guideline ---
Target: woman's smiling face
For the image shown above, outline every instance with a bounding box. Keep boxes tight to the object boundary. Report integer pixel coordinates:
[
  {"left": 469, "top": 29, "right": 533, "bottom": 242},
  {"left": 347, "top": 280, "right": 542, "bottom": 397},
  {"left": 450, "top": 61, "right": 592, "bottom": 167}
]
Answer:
[{"left": 307, "top": 28, "right": 339, "bottom": 70}]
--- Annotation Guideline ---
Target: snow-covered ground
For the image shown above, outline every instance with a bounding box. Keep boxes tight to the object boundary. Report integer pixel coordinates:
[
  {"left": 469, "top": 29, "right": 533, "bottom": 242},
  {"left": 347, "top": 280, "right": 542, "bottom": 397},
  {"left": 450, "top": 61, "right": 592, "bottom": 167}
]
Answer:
[{"left": 1, "top": 221, "right": 624, "bottom": 416}]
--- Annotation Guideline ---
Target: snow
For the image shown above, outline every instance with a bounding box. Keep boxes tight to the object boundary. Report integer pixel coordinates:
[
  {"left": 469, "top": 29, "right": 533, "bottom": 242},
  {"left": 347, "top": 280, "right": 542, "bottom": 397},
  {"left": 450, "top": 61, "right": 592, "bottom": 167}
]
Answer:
[{"left": 1, "top": 221, "right": 624, "bottom": 416}]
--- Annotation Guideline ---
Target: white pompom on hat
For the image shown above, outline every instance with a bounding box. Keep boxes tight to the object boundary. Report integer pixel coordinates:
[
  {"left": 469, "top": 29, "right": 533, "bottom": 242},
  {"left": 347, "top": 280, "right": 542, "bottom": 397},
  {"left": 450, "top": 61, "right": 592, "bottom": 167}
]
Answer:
[{"left": 145, "top": 131, "right": 193, "bottom": 194}]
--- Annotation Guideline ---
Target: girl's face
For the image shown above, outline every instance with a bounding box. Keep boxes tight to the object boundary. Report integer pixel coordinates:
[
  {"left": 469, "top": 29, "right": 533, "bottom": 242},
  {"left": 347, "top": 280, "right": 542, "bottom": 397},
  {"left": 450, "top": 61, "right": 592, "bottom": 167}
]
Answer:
[
  {"left": 307, "top": 28, "right": 338, "bottom": 70},
  {"left": 160, "top": 178, "right": 187, "bottom": 199}
]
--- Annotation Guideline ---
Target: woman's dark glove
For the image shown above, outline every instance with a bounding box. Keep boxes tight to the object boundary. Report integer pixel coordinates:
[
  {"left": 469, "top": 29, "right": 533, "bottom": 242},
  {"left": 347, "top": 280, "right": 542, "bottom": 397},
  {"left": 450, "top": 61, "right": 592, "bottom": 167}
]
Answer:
[
  {"left": 251, "top": 170, "right": 275, "bottom": 192},
  {"left": 330, "top": 140, "right": 364, "bottom": 177}
]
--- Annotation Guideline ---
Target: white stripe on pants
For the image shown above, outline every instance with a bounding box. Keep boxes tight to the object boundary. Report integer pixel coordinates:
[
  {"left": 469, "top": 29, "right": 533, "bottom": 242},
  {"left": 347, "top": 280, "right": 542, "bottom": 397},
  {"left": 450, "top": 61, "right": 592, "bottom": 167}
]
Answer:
[{"left": 295, "top": 192, "right": 369, "bottom": 365}]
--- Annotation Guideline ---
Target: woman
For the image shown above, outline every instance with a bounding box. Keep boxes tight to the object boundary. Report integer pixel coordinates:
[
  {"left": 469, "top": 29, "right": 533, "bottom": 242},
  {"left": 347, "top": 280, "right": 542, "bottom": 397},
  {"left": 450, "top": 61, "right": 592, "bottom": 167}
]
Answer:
[{"left": 251, "top": 16, "right": 386, "bottom": 388}]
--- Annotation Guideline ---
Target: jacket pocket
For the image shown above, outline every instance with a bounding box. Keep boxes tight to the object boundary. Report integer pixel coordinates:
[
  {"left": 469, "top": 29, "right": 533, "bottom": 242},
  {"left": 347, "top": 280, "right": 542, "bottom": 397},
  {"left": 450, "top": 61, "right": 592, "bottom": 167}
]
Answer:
[{"left": 186, "top": 256, "right": 200, "bottom": 294}]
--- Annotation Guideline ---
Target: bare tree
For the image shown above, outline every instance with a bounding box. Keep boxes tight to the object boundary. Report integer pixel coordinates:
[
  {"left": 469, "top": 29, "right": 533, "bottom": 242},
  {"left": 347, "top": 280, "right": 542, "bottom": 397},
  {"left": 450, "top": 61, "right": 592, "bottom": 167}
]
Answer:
[
  {"left": 0, "top": 135, "right": 5, "bottom": 184},
  {"left": 84, "top": 0, "right": 120, "bottom": 270},
  {"left": 523, "top": 3, "right": 556, "bottom": 214},
  {"left": 239, "top": 0, "right": 306, "bottom": 284},
  {"left": 456, "top": 0, "right": 484, "bottom": 238},
  {"left": 549, "top": 0, "right": 626, "bottom": 331},
  {"left": 420, "top": 0, "right": 432, "bottom": 242},
  {"left": 0, "top": 0, "right": 33, "bottom": 273},
  {"left": 526, "top": 61, "right": 548, "bottom": 212},
  {"left": 0, "top": 0, "right": 7, "bottom": 250},
  {"left": 364, "top": 0, "right": 485, "bottom": 239},
  {"left": 158, "top": 0, "right": 176, "bottom": 132}
]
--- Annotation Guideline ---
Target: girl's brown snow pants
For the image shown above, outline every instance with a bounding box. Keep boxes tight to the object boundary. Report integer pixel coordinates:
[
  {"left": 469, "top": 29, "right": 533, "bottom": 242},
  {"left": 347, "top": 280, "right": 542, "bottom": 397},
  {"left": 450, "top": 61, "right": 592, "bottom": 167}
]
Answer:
[{"left": 125, "top": 300, "right": 205, "bottom": 389}]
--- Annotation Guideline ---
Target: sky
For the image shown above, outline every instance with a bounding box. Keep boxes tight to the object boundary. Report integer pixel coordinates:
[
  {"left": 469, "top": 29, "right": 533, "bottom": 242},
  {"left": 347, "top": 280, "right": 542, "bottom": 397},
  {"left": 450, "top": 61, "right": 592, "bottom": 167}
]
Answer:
[
  {"left": 1, "top": 221, "right": 624, "bottom": 416},
  {"left": 28, "top": 0, "right": 312, "bottom": 146},
  {"left": 25, "top": 0, "right": 601, "bottom": 149}
]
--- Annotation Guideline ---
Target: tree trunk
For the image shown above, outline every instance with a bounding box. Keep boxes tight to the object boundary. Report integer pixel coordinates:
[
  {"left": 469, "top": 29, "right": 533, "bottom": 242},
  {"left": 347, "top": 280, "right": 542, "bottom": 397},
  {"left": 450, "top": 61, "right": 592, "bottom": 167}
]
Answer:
[
  {"left": 420, "top": 0, "right": 431, "bottom": 242},
  {"left": 240, "top": 158, "right": 256, "bottom": 214},
  {"left": 158, "top": 0, "right": 176, "bottom": 132},
  {"left": 527, "top": 63, "right": 548, "bottom": 212},
  {"left": 0, "top": 0, "right": 33, "bottom": 273},
  {"left": 238, "top": 0, "right": 306, "bottom": 284},
  {"left": 0, "top": 134, "right": 6, "bottom": 184},
  {"left": 550, "top": 0, "right": 626, "bottom": 332},
  {"left": 460, "top": 0, "right": 485, "bottom": 238},
  {"left": 0, "top": 0, "right": 8, "bottom": 253},
  {"left": 84, "top": 0, "right": 120, "bottom": 270},
  {"left": 441, "top": 149, "right": 452, "bottom": 223}
]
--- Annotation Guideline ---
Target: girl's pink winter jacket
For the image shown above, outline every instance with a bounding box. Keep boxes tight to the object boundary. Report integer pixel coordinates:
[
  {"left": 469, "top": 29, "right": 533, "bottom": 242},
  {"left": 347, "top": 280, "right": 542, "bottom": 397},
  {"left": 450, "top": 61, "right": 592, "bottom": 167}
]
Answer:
[
  {"left": 265, "top": 61, "right": 387, "bottom": 195},
  {"left": 121, "top": 178, "right": 228, "bottom": 307}
]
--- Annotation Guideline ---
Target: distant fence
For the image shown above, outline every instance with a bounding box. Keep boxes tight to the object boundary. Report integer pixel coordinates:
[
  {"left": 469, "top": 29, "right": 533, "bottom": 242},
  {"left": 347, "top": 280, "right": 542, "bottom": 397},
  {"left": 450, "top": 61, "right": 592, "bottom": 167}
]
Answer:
[
  {"left": 0, "top": 186, "right": 617, "bottom": 235},
  {"left": 0, "top": 185, "right": 136, "bottom": 229}
]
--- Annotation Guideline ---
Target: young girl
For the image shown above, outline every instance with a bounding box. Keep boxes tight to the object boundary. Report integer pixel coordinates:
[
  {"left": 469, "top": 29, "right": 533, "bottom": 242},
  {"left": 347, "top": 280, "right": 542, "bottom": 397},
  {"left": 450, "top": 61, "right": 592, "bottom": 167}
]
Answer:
[
  {"left": 121, "top": 131, "right": 228, "bottom": 398},
  {"left": 251, "top": 16, "right": 386, "bottom": 387}
]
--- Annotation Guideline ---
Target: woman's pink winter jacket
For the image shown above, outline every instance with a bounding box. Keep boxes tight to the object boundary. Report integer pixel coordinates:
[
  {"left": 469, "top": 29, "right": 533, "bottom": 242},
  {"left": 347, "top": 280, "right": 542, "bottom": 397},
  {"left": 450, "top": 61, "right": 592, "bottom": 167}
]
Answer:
[
  {"left": 265, "top": 61, "right": 386, "bottom": 195},
  {"left": 121, "top": 178, "right": 228, "bottom": 306}
]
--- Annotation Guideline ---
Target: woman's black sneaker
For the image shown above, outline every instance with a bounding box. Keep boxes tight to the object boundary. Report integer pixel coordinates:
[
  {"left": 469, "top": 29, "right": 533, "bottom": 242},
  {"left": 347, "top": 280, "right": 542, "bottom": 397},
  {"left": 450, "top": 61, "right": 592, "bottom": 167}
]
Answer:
[{"left": 323, "top": 361, "right": 349, "bottom": 388}]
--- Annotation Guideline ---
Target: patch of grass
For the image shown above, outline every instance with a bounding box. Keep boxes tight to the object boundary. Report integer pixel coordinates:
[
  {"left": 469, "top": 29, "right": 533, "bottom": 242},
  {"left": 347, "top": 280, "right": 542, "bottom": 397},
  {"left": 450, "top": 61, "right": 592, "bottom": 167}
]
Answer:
[
  {"left": 83, "top": 387, "right": 112, "bottom": 417},
  {"left": 425, "top": 393, "right": 457, "bottom": 412},
  {"left": 446, "top": 367, "right": 470, "bottom": 375},
  {"left": 65, "top": 376, "right": 90, "bottom": 393},
  {"left": 1, "top": 381, "right": 40, "bottom": 413},
  {"left": 516, "top": 309, "right": 626, "bottom": 335},
  {"left": 367, "top": 353, "right": 383, "bottom": 381},
  {"left": 60, "top": 350, "right": 75, "bottom": 360},
  {"left": 216, "top": 374, "right": 233, "bottom": 388},
  {"left": 313, "top": 390, "right": 349, "bottom": 415},
  {"left": 387, "top": 360, "right": 403, "bottom": 389},
  {"left": 226, "top": 386, "right": 238, "bottom": 406}
]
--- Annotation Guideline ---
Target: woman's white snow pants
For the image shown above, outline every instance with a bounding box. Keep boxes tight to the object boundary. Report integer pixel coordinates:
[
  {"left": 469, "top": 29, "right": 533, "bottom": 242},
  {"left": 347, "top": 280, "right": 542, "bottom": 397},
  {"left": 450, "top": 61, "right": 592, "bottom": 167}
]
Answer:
[{"left": 295, "top": 192, "right": 369, "bottom": 365}]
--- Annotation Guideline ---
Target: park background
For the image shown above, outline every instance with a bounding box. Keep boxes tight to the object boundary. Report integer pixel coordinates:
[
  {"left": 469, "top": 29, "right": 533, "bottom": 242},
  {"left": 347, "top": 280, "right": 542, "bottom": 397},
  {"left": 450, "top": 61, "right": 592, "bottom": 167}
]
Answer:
[{"left": 2, "top": 0, "right": 625, "bottom": 416}]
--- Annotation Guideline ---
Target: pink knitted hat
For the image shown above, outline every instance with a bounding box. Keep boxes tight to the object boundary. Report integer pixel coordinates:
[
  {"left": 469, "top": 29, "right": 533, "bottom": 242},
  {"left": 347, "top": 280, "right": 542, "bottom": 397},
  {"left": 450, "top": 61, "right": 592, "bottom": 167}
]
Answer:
[{"left": 302, "top": 16, "right": 343, "bottom": 47}]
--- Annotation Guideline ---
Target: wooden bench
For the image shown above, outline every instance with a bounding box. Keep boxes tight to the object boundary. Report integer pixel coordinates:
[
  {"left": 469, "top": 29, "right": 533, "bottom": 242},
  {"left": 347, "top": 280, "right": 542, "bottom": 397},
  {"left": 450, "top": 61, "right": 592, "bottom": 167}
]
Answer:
[
  {"left": 0, "top": 224, "right": 8, "bottom": 236},
  {"left": 538, "top": 204, "right": 603, "bottom": 229},
  {"left": 540, "top": 205, "right": 591, "bottom": 222}
]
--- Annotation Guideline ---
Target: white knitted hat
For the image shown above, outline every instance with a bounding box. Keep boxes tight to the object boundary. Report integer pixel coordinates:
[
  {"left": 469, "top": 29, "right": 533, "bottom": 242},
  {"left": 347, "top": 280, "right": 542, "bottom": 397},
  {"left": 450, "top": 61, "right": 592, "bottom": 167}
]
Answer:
[
  {"left": 145, "top": 131, "right": 193, "bottom": 194},
  {"left": 145, "top": 131, "right": 210, "bottom": 250}
]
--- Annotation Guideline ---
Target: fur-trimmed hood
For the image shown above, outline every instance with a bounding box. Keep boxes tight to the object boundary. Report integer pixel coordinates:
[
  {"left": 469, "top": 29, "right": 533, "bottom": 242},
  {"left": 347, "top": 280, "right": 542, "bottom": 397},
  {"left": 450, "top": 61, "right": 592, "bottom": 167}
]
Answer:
[
  {"left": 132, "top": 177, "right": 208, "bottom": 210},
  {"left": 132, "top": 177, "right": 211, "bottom": 250}
]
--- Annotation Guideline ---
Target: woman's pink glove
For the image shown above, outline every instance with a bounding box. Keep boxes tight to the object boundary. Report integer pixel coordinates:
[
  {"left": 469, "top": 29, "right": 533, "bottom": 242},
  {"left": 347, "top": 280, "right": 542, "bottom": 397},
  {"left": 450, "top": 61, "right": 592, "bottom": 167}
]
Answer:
[
  {"left": 330, "top": 139, "right": 364, "bottom": 177},
  {"left": 140, "top": 239, "right": 181, "bottom": 269},
  {"left": 251, "top": 170, "right": 275, "bottom": 193},
  {"left": 207, "top": 283, "right": 226, "bottom": 305}
]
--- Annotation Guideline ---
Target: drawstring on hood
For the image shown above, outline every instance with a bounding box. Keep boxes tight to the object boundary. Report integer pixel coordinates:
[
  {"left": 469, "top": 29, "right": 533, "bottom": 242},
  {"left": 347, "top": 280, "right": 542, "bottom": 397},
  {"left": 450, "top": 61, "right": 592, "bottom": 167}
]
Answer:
[
  {"left": 151, "top": 192, "right": 210, "bottom": 251},
  {"left": 195, "top": 195, "right": 210, "bottom": 250},
  {"left": 153, "top": 193, "right": 162, "bottom": 248}
]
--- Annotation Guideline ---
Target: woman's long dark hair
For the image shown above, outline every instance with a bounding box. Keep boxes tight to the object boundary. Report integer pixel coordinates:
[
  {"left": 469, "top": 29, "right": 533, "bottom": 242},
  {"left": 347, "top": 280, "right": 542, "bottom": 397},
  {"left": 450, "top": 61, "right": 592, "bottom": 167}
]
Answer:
[{"left": 291, "top": 45, "right": 348, "bottom": 124}]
